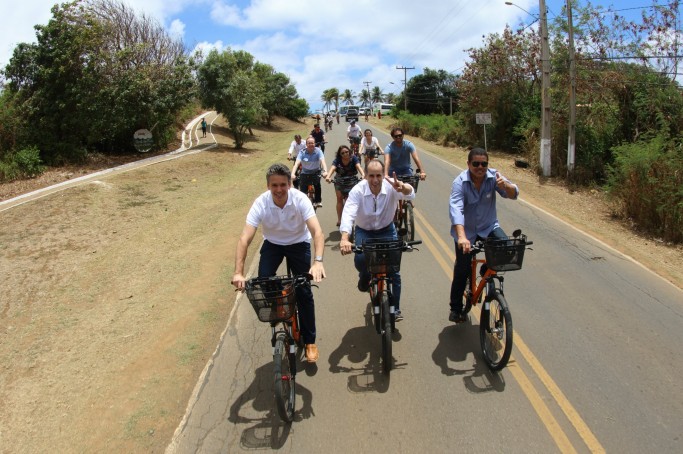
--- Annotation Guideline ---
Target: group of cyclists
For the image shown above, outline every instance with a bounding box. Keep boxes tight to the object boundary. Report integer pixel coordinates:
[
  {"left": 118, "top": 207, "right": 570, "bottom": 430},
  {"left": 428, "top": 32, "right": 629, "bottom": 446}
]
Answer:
[{"left": 232, "top": 121, "right": 519, "bottom": 364}]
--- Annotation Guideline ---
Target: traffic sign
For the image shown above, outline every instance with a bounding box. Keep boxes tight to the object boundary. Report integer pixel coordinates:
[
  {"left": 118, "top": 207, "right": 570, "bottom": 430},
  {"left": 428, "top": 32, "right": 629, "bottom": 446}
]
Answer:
[{"left": 133, "top": 129, "right": 154, "bottom": 153}]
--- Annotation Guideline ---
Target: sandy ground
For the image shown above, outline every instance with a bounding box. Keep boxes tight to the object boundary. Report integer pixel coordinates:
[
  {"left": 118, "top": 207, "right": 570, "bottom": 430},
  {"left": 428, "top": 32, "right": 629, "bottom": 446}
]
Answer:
[{"left": 1, "top": 114, "right": 681, "bottom": 453}]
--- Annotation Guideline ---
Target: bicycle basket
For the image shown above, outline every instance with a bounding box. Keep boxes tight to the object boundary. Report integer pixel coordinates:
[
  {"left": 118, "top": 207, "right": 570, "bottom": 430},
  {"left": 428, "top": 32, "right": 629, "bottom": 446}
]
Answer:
[
  {"left": 395, "top": 174, "right": 420, "bottom": 193},
  {"left": 363, "top": 239, "right": 403, "bottom": 274},
  {"left": 245, "top": 276, "right": 297, "bottom": 323},
  {"left": 484, "top": 235, "right": 527, "bottom": 271}
]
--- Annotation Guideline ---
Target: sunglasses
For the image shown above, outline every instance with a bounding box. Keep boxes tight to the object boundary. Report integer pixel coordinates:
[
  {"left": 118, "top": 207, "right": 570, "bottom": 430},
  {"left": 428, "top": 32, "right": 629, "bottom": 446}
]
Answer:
[
  {"left": 392, "top": 134, "right": 403, "bottom": 139},
  {"left": 470, "top": 161, "right": 489, "bottom": 168}
]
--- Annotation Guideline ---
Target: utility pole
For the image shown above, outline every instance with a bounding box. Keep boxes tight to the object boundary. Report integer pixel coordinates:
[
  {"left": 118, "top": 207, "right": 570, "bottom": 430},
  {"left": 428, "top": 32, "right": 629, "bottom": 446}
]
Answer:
[
  {"left": 566, "top": 0, "right": 576, "bottom": 175},
  {"left": 363, "top": 81, "right": 372, "bottom": 108},
  {"left": 539, "top": 0, "right": 552, "bottom": 176},
  {"left": 396, "top": 65, "right": 414, "bottom": 112}
]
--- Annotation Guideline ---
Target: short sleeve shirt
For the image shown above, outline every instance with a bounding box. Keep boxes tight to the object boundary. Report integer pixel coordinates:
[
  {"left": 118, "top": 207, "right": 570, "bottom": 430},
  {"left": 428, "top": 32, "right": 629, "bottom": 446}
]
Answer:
[
  {"left": 297, "top": 148, "right": 325, "bottom": 174},
  {"left": 385, "top": 139, "right": 416, "bottom": 171},
  {"left": 246, "top": 189, "right": 315, "bottom": 245},
  {"left": 332, "top": 155, "right": 360, "bottom": 177}
]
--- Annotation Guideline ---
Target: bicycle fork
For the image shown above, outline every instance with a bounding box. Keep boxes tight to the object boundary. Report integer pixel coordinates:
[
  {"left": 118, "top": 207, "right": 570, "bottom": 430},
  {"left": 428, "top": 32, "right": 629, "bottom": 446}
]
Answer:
[
  {"left": 272, "top": 326, "right": 298, "bottom": 380},
  {"left": 370, "top": 279, "right": 395, "bottom": 334}
]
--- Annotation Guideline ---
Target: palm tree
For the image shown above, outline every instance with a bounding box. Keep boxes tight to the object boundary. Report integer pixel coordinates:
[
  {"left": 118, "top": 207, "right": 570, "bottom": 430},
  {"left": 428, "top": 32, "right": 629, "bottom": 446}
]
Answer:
[
  {"left": 321, "top": 89, "right": 335, "bottom": 113},
  {"left": 328, "top": 87, "right": 340, "bottom": 112},
  {"left": 341, "top": 89, "right": 355, "bottom": 105},
  {"left": 359, "top": 89, "right": 371, "bottom": 108},
  {"left": 371, "top": 86, "right": 384, "bottom": 104},
  {"left": 385, "top": 93, "right": 396, "bottom": 104}
]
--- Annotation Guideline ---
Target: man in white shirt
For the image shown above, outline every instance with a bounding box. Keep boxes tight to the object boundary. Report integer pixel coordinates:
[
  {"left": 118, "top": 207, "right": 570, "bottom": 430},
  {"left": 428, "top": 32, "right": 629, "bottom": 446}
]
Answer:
[
  {"left": 347, "top": 120, "right": 362, "bottom": 146},
  {"left": 232, "top": 163, "right": 326, "bottom": 362},
  {"left": 339, "top": 160, "right": 414, "bottom": 321}
]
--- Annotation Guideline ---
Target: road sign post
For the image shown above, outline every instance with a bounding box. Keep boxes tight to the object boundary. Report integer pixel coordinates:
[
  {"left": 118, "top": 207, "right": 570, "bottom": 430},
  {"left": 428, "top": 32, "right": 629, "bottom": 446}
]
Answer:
[{"left": 475, "top": 113, "right": 492, "bottom": 152}]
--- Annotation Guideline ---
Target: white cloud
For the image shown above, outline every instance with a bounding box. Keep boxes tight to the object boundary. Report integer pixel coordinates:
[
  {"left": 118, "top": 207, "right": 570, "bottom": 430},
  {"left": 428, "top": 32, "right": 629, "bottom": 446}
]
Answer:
[
  {"left": 210, "top": 1, "right": 243, "bottom": 26},
  {"left": 169, "top": 19, "right": 186, "bottom": 38}
]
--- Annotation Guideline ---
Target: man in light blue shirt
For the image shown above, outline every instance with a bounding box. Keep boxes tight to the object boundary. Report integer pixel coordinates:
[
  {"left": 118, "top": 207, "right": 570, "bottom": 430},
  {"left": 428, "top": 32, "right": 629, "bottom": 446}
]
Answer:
[{"left": 448, "top": 147, "right": 518, "bottom": 323}]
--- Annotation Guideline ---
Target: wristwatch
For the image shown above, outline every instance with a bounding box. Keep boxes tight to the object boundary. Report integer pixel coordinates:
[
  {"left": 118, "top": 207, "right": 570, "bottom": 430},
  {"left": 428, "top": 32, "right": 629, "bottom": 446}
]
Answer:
[{"left": 314, "top": 256, "right": 323, "bottom": 263}]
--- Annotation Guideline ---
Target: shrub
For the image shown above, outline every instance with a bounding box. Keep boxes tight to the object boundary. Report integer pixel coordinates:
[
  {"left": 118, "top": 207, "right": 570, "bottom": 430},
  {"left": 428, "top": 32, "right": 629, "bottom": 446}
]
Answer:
[
  {"left": 607, "top": 134, "right": 683, "bottom": 243},
  {"left": 0, "top": 146, "right": 46, "bottom": 182}
]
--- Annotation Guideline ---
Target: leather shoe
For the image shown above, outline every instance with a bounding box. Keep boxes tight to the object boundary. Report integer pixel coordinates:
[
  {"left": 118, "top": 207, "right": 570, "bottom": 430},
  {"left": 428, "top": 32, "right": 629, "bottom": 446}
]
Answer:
[{"left": 305, "top": 344, "right": 319, "bottom": 363}]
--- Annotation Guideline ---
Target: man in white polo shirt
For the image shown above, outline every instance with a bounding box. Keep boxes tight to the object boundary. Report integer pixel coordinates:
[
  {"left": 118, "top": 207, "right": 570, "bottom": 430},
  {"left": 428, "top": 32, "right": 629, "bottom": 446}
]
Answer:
[{"left": 232, "top": 163, "right": 326, "bottom": 362}]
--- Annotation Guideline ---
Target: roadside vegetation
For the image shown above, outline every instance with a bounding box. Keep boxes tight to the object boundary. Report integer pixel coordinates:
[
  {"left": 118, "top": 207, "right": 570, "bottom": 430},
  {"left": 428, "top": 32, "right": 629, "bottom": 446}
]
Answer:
[
  {"left": 322, "top": 1, "right": 682, "bottom": 243},
  {"left": 0, "top": 0, "right": 308, "bottom": 183}
]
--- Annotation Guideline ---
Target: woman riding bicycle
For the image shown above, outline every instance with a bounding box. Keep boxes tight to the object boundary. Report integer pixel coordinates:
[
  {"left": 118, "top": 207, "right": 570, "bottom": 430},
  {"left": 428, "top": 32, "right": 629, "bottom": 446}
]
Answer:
[
  {"left": 358, "top": 129, "right": 384, "bottom": 168},
  {"left": 326, "top": 145, "right": 364, "bottom": 226}
]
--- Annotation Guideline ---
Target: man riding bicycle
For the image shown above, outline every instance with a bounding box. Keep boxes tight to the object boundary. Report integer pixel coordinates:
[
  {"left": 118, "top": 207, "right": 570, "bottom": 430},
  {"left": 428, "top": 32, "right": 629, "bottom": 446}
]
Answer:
[
  {"left": 291, "top": 137, "right": 328, "bottom": 208},
  {"left": 339, "top": 160, "right": 414, "bottom": 321},
  {"left": 347, "top": 120, "right": 363, "bottom": 154},
  {"left": 384, "top": 127, "right": 427, "bottom": 181},
  {"left": 231, "top": 163, "right": 326, "bottom": 362},
  {"left": 448, "top": 147, "right": 518, "bottom": 323},
  {"left": 310, "top": 123, "right": 326, "bottom": 153}
]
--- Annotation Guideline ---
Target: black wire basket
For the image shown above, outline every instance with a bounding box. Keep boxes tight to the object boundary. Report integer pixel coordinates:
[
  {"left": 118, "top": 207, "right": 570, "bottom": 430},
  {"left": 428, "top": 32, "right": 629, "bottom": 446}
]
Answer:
[
  {"left": 395, "top": 174, "right": 420, "bottom": 193},
  {"left": 363, "top": 239, "right": 403, "bottom": 274},
  {"left": 484, "top": 235, "right": 528, "bottom": 271},
  {"left": 245, "top": 276, "right": 297, "bottom": 323}
]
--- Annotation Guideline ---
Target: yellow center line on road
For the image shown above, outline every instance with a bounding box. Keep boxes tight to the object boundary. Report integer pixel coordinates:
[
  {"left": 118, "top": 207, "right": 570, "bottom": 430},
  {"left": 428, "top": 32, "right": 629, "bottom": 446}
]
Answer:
[{"left": 413, "top": 208, "right": 605, "bottom": 454}]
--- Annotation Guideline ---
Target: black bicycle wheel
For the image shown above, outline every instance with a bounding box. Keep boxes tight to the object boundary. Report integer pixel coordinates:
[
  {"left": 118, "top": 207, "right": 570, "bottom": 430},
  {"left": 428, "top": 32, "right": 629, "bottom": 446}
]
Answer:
[
  {"left": 273, "top": 333, "right": 296, "bottom": 422},
  {"left": 380, "top": 293, "right": 393, "bottom": 374},
  {"left": 479, "top": 292, "right": 513, "bottom": 371},
  {"left": 405, "top": 202, "right": 415, "bottom": 241}
]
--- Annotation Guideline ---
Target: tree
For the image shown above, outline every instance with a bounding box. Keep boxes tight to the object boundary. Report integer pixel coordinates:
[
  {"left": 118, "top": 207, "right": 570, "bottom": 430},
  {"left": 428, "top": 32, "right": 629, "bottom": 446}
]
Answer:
[
  {"left": 254, "top": 62, "right": 301, "bottom": 125},
  {"left": 2, "top": 0, "right": 194, "bottom": 162},
  {"left": 400, "top": 68, "right": 458, "bottom": 116},
  {"left": 371, "top": 86, "right": 384, "bottom": 104},
  {"left": 341, "top": 89, "right": 355, "bottom": 105},
  {"left": 197, "top": 49, "right": 265, "bottom": 149},
  {"left": 358, "top": 89, "right": 371, "bottom": 108}
]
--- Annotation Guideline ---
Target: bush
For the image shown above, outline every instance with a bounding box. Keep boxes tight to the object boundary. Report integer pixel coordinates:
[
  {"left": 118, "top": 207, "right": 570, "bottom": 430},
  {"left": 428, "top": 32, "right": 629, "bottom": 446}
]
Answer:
[
  {"left": 607, "top": 134, "right": 683, "bottom": 243},
  {"left": 0, "top": 146, "right": 46, "bottom": 182}
]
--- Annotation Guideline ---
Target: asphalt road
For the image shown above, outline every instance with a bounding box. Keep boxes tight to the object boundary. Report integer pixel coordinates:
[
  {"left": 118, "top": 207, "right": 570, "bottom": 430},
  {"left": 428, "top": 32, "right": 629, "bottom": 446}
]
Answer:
[{"left": 167, "top": 118, "right": 683, "bottom": 453}]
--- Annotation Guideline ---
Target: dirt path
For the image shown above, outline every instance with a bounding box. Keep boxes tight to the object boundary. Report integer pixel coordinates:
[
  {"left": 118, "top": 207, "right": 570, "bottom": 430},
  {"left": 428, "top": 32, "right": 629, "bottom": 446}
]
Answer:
[{"left": 1, "top": 114, "right": 681, "bottom": 453}]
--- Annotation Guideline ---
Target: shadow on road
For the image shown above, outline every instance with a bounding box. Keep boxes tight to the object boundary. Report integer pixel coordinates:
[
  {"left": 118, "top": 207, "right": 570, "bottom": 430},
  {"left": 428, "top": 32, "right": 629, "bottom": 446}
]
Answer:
[
  {"left": 431, "top": 317, "right": 506, "bottom": 393},
  {"left": 327, "top": 303, "right": 396, "bottom": 393},
  {"left": 228, "top": 361, "right": 315, "bottom": 449}
]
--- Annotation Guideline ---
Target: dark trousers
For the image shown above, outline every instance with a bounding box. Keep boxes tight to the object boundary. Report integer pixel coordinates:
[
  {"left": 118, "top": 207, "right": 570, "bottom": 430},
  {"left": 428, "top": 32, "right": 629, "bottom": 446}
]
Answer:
[
  {"left": 258, "top": 240, "right": 316, "bottom": 344},
  {"left": 299, "top": 173, "right": 322, "bottom": 204},
  {"left": 450, "top": 227, "right": 506, "bottom": 312}
]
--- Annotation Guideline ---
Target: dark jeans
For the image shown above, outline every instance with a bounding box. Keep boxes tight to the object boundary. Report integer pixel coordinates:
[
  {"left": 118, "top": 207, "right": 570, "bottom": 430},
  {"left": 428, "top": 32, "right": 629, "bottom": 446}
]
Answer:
[
  {"left": 449, "top": 227, "right": 507, "bottom": 313},
  {"left": 299, "top": 173, "right": 322, "bottom": 204},
  {"left": 258, "top": 240, "right": 316, "bottom": 344},
  {"left": 353, "top": 224, "right": 402, "bottom": 310}
]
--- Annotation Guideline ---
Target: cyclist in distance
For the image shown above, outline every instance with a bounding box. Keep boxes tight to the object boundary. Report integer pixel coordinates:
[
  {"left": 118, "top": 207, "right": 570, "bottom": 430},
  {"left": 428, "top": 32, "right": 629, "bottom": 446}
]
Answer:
[
  {"left": 291, "top": 137, "right": 328, "bottom": 208},
  {"left": 384, "top": 127, "right": 427, "bottom": 181},
  {"left": 310, "top": 123, "right": 326, "bottom": 153},
  {"left": 231, "top": 163, "right": 326, "bottom": 362},
  {"left": 326, "top": 144, "right": 365, "bottom": 226},
  {"left": 358, "top": 128, "right": 384, "bottom": 167},
  {"left": 288, "top": 134, "right": 307, "bottom": 189},
  {"left": 448, "top": 147, "right": 519, "bottom": 323},
  {"left": 347, "top": 120, "right": 363, "bottom": 153},
  {"left": 339, "top": 159, "right": 415, "bottom": 321}
]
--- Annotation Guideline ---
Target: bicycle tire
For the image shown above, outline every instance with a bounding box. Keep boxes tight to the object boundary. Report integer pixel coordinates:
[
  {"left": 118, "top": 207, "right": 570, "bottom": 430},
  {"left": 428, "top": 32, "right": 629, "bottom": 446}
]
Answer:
[
  {"left": 273, "top": 333, "right": 296, "bottom": 422},
  {"left": 479, "top": 291, "right": 513, "bottom": 371},
  {"left": 380, "top": 293, "right": 392, "bottom": 375},
  {"left": 405, "top": 202, "right": 415, "bottom": 241}
]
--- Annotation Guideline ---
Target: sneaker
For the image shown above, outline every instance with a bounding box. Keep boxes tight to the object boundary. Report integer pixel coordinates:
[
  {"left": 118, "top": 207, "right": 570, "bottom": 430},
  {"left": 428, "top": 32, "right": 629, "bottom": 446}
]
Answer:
[
  {"left": 449, "top": 310, "right": 467, "bottom": 323},
  {"left": 316, "top": 202, "right": 323, "bottom": 208},
  {"left": 394, "top": 310, "right": 404, "bottom": 322},
  {"left": 357, "top": 278, "right": 370, "bottom": 292}
]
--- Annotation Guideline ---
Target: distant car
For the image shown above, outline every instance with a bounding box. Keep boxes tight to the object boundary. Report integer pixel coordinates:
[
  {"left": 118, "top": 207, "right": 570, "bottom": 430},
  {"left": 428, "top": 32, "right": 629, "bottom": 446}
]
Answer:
[
  {"left": 359, "top": 107, "right": 371, "bottom": 116},
  {"left": 346, "top": 108, "right": 359, "bottom": 122}
]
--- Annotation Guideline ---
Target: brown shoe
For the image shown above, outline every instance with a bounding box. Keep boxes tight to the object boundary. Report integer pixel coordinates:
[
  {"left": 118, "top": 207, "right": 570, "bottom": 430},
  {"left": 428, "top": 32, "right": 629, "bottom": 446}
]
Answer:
[{"left": 305, "top": 344, "right": 319, "bottom": 363}]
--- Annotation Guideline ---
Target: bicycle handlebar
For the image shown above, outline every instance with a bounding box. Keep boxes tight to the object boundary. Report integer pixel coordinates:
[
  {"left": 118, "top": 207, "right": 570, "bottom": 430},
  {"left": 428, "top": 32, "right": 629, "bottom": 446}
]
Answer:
[{"left": 351, "top": 240, "right": 422, "bottom": 253}]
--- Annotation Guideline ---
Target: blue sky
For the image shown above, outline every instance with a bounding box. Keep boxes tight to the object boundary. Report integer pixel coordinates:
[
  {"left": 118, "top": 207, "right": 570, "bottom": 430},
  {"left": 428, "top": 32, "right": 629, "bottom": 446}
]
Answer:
[{"left": 1, "top": 0, "right": 677, "bottom": 110}]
